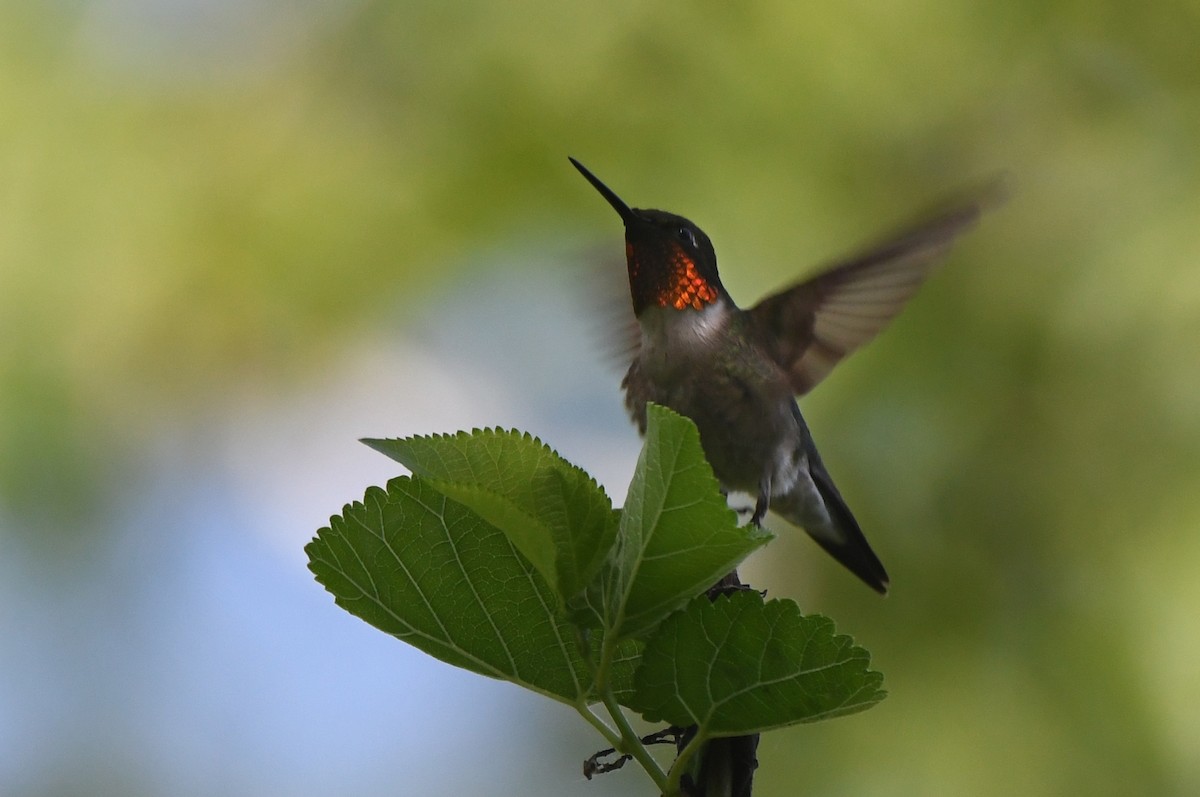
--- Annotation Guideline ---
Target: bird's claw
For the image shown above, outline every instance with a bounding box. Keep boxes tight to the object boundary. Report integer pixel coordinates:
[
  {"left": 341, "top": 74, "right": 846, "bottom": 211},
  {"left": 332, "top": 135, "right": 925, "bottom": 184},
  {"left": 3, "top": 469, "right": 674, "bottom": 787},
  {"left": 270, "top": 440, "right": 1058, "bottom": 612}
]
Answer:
[{"left": 750, "top": 494, "right": 768, "bottom": 527}]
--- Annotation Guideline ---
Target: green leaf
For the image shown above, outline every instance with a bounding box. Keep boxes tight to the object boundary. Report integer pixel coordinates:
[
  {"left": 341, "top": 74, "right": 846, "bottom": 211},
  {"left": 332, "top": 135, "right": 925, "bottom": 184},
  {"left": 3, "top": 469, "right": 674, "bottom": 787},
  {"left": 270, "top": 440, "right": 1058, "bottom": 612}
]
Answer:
[
  {"left": 306, "top": 476, "right": 600, "bottom": 704},
  {"left": 363, "top": 430, "right": 617, "bottom": 603},
  {"left": 630, "top": 590, "right": 886, "bottom": 736},
  {"left": 597, "top": 404, "right": 770, "bottom": 640}
]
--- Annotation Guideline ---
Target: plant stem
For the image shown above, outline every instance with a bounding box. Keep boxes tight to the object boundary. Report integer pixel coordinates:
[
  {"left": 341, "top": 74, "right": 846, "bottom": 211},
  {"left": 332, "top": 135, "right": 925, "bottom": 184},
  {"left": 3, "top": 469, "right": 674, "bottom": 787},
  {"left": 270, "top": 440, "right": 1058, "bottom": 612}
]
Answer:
[
  {"left": 578, "top": 626, "right": 669, "bottom": 791},
  {"left": 600, "top": 689, "right": 669, "bottom": 791},
  {"left": 664, "top": 726, "right": 707, "bottom": 795},
  {"left": 574, "top": 702, "right": 623, "bottom": 749}
]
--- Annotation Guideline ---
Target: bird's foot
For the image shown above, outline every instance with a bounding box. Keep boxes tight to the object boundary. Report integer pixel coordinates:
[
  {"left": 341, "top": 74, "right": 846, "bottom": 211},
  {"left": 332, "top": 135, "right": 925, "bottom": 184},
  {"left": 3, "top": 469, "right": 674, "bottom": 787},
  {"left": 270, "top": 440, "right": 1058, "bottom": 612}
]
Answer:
[
  {"left": 749, "top": 493, "right": 769, "bottom": 527},
  {"left": 583, "top": 727, "right": 684, "bottom": 780}
]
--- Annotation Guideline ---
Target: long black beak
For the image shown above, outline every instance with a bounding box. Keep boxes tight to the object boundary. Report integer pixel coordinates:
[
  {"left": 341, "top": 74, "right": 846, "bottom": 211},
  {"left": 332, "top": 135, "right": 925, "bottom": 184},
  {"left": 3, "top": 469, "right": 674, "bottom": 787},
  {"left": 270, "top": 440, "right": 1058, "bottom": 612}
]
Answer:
[{"left": 569, "top": 157, "right": 636, "bottom": 225}]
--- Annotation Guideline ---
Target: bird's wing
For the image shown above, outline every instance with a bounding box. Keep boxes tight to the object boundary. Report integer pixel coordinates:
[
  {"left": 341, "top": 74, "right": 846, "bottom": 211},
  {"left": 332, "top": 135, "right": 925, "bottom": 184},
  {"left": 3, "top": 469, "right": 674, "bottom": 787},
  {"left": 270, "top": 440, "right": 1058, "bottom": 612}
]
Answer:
[{"left": 748, "top": 185, "right": 1001, "bottom": 395}]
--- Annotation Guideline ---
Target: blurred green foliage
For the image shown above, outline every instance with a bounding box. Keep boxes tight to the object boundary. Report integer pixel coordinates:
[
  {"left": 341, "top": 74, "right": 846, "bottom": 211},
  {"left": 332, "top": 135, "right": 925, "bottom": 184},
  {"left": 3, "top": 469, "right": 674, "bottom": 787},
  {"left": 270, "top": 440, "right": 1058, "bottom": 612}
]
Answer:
[{"left": 2, "top": 0, "right": 1198, "bottom": 794}]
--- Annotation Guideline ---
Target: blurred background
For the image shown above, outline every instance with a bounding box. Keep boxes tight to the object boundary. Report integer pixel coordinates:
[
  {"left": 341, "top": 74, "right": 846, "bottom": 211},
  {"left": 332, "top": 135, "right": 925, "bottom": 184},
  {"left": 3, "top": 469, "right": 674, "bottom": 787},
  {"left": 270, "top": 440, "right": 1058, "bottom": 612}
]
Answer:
[{"left": 2, "top": 1, "right": 1198, "bottom": 795}]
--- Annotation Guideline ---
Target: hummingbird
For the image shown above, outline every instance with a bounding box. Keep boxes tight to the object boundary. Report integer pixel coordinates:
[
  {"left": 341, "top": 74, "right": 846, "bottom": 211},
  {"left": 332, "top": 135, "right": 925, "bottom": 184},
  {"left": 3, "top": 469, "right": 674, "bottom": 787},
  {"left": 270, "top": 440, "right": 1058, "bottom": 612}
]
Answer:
[{"left": 570, "top": 156, "right": 990, "bottom": 594}]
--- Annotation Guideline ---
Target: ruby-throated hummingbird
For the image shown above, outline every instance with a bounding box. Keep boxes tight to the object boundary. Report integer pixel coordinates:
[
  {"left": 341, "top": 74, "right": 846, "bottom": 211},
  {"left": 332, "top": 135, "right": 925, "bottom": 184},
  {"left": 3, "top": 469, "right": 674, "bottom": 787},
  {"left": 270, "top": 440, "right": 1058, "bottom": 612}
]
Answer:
[{"left": 570, "top": 157, "right": 989, "bottom": 594}]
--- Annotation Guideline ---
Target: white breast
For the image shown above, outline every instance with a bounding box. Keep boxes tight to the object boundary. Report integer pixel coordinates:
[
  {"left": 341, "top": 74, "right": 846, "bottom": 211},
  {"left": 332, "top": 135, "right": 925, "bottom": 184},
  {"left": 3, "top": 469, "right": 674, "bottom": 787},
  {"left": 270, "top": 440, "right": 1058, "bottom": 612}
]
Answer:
[{"left": 638, "top": 302, "right": 730, "bottom": 372}]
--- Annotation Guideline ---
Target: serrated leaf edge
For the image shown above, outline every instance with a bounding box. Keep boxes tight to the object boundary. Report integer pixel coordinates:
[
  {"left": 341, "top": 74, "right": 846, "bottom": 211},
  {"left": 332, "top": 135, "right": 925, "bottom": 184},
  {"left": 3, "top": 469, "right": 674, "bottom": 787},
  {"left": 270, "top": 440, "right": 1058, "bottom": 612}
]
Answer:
[
  {"left": 306, "top": 478, "right": 594, "bottom": 707},
  {"left": 361, "top": 428, "right": 610, "bottom": 501}
]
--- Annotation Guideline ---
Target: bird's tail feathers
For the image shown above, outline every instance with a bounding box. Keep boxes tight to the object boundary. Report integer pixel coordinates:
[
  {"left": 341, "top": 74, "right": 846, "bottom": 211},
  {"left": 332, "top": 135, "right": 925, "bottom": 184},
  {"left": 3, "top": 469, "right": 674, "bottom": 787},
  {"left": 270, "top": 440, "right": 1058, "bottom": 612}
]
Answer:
[{"left": 773, "top": 466, "right": 890, "bottom": 594}]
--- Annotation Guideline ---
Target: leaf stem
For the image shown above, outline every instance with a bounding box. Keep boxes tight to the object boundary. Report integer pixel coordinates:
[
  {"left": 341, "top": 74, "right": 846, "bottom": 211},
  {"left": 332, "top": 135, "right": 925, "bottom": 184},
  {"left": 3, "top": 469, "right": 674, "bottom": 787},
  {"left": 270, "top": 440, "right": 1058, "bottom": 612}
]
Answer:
[
  {"left": 600, "top": 689, "right": 669, "bottom": 791},
  {"left": 584, "top": 628, "right": 669, "bottom": 791},
  {"left": 573, "top": 701, "right": 623, "bottom": 750},
  {"left": 664, "top": 727, "right": 707, "bottom": 796}
]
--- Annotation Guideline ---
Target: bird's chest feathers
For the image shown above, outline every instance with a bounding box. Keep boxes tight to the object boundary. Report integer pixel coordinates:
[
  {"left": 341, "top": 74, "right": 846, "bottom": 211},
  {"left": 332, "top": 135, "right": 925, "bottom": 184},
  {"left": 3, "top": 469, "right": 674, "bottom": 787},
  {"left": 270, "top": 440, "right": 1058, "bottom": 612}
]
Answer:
[{"left": 637, "top": 302, "right": 731, "bottom": 380}]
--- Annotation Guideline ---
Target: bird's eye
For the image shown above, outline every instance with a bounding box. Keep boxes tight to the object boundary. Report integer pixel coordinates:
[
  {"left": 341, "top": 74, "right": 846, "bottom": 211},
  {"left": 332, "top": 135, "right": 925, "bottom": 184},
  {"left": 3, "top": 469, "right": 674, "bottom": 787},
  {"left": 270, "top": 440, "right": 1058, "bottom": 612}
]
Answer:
[{"left": 677, "top": 226, "right": 697, "bottom": 248}]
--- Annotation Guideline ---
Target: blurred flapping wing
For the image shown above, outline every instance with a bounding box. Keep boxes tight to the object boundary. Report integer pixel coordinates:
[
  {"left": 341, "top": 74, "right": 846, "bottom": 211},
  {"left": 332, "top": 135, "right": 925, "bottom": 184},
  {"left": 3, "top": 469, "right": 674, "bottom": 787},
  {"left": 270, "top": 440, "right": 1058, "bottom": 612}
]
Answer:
[{"left": 749, "top": 185, "right": 1001, "bottom": 395}]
